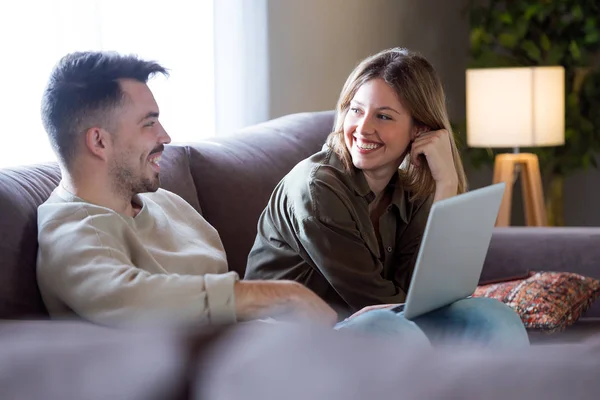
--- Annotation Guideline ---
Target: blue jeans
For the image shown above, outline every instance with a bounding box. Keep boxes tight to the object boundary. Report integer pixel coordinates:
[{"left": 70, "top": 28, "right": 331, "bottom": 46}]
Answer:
[{"left": 334, "top": 297, "right": 529, "bottom": 348}]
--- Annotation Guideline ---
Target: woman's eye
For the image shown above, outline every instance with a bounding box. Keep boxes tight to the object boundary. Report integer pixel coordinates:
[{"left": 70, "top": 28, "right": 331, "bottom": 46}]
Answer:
[
  {"left": 350, "top": 107, "right": 360, "bottom": 114},
  {"left": 378, "top": 114, "right": 392, "bottom": 121}
]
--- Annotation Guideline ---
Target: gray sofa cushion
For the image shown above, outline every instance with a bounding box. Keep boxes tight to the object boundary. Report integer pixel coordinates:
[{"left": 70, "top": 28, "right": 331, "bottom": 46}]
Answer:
[
  {"left": 0, "top": 163, "right": 60, "bottom": 318},
  {"left": 158, "top": 145, "right": 203, "bottom": 213},
  {"left": 0, "top": 320, "right": 216, "bottom": 399},
  {"left": 187, "top": 111, "right": 335, "bottom": 276},
  {"left": 2, "top": 320, "right": 600, "bottom": 399},
  {"left": 200, "top": 322, "right": 600, "bottom": 399}
]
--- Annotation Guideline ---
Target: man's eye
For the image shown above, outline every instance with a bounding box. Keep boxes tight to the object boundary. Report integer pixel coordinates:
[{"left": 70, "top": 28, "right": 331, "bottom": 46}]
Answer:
[{"left": 145, "top": 121, "right": 156, "bottom": 127}]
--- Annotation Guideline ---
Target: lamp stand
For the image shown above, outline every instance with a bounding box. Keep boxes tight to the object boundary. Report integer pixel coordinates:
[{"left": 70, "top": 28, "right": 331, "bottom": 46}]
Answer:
[{"left": 492, "top": 152, "right": 547, "bottom": 227}]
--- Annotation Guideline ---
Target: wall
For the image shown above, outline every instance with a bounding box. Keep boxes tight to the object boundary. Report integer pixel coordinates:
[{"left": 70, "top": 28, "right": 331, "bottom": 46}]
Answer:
[
  {"left": 266, "top": 0, "right": 470, "bottom": 122},
  {"left": 267, "top": 0, "right": 405, "bottom": 119},
  {"left": 265, "top": 0, "right": 600, "bottom": 227}
]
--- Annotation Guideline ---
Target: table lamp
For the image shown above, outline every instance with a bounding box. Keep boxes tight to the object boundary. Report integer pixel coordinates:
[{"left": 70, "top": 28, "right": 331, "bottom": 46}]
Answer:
[{"left": 466, "top": 66, "right": 565, "bottom": 227}]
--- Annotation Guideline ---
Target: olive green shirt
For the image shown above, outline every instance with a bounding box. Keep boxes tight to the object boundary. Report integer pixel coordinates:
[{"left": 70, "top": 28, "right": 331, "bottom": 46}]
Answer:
[{"left": 245, "top": 149, "right": 433, "bottom": 317}]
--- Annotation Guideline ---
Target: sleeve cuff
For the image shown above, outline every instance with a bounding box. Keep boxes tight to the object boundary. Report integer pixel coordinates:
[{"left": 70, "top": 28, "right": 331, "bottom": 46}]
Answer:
[{"left": 204, "top": 271, "right": 239, "bottom": 325}]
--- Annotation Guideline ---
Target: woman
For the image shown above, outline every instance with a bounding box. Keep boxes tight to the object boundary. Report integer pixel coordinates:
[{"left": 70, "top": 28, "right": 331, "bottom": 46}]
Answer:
[{"left": 245, "top": 48, "right": 528, "bottom": 347}]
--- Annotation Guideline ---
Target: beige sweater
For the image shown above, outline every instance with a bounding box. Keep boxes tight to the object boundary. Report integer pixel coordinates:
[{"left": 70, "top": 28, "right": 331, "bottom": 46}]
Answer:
[{"left": 36, "top": 185, "right": 238, "bottom": 327}]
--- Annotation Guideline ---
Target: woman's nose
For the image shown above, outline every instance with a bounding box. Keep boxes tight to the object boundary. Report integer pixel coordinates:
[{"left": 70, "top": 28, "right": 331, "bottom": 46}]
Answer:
[{"left": 356, "top": 116, "right": 375, "bottom": 135}]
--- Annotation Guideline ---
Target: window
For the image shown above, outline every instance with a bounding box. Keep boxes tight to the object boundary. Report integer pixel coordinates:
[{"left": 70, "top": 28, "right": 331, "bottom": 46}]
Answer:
[{"left": 0, "top": 0, "right": 214, "bottom": 168}]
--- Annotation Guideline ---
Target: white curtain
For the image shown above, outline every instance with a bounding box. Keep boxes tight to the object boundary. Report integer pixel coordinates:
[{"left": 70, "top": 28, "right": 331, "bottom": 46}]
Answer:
[
  {"left": 0, "top": 0, "right": 215, "bottom": 168},
  {"left": 213, "top": 0, "right": 269, "bottom": 136}
]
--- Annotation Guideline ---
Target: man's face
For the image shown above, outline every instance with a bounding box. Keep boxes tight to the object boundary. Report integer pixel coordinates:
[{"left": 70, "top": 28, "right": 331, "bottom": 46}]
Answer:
[{"left": 108, "top": 79, "right": 171, "bottom": 197}]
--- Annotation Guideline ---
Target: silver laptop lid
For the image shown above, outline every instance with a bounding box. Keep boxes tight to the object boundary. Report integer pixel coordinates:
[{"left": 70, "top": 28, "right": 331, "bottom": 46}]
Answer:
[{"left": 403, "top": 183, "right": 505, "bottom": 320}]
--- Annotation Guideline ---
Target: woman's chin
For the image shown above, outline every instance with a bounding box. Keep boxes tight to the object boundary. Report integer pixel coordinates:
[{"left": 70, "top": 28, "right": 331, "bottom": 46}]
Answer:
[{"left": 352, "top": 158, "right": 378, "bottom": 172}]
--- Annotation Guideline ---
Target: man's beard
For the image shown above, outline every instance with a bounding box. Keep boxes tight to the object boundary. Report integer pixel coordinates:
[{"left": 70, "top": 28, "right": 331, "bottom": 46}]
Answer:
[{"left": 110, "top": 156, "right": 160, "bottom": 199}]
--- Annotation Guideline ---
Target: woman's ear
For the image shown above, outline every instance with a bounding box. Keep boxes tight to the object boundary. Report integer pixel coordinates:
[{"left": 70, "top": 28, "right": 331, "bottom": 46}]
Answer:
[{"left": 410, "top": 123, "right": 430, "bottom": 141}]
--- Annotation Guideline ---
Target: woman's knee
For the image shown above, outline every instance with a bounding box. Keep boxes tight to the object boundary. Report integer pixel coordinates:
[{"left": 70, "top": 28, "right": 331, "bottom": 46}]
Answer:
[
  {"left": 450, "top": 297, "right": 529, "bottom": 346},
  {"left": 454, "top": 297, "right": 521, "bottom": 323}
]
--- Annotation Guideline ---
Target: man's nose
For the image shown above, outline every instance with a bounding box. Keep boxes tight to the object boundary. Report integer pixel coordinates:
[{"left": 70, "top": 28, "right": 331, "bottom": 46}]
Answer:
[{"left": 159, "top": 126, "right": 172, "bottom": 145}]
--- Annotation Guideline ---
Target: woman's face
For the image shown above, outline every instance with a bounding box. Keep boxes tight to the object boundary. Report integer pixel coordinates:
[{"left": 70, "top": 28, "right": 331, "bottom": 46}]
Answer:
[{"left": 343, "top": 78, "right": 416, "bottom": 179}]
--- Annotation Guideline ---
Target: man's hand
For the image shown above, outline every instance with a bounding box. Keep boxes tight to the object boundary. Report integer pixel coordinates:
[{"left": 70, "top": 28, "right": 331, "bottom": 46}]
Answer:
[{"left": 234, "top": 280, "right": 338, "bottom": 327}]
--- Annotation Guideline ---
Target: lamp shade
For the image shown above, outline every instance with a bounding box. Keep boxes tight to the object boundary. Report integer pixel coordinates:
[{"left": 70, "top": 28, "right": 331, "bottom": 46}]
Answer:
[{"left": 466, "top": 66, "right": 565, "bottom": 148}]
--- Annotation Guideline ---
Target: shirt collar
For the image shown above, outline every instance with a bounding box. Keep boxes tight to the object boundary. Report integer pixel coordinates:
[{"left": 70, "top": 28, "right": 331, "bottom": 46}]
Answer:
[
  {"left": 350, "top": 168, "right": 409, "bottom": 224},
  {"left": 55, "top": 183, "right": 147, "bottom": 220},
  {"left": 327, "top": 149, "right": 410, "bottom": 223}
]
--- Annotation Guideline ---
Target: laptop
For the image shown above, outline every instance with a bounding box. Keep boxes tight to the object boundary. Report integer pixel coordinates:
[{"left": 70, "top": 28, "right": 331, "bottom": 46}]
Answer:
[{"left": 393, "top": 182, "right": 505, "bottom": 320}]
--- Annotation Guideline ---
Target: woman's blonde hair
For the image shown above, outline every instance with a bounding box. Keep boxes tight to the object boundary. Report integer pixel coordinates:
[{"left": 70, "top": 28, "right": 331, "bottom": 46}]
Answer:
[{"left": 326, "top": 47, "right": 467, "bottom": 201}]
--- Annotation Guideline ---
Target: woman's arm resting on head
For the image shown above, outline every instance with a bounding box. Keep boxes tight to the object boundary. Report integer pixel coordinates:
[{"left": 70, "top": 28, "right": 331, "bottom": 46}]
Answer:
[{"left": 410, "top": 129, "right": 459, "bottom": 202}]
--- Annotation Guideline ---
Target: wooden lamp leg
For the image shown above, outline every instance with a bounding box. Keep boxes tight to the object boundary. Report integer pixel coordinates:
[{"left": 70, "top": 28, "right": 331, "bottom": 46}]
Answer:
[
  {"left": 520, "top": 155, "right": 547, "bottom": 226},
  {"left": 491, "top": 153, "right": 547, "bottom": 227},
  {"left": 492, "top": 154, "right": 516, "bottom": 227}
]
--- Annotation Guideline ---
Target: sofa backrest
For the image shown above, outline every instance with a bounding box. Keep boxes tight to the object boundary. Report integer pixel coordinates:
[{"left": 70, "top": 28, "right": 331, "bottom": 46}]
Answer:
[
  {"left": 0, "top": 111, "right": 334, "bottom": 319},
  {"left": 0, "top": 163, "right": 60, "bottom": 318},
  {"left": 183, "top": 111, "right": 335, "bottom": 276}
]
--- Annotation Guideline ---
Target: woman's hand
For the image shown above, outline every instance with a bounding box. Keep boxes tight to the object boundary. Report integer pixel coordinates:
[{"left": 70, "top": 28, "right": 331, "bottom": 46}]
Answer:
[
  {"left": 345, "top": 303, "right": 399, "bottom": 320},
  {"left": 410, "top": 129, "right": 458, "bottom": 202}
]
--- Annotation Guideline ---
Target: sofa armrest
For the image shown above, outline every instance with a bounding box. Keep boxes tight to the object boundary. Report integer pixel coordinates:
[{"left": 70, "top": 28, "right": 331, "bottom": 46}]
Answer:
[{"left": 481, "top": 227, "right": 600, "bottom": 284}]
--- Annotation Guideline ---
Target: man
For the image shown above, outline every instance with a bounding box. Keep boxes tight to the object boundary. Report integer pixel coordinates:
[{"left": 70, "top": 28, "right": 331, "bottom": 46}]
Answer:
[{"left": 37, "top": 51, "right": 336, "bottom": 328}]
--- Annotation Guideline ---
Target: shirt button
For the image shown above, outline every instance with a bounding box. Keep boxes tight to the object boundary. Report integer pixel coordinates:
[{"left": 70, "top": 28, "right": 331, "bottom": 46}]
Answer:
[{"left": 387, "top": 246, "right": 393, "bottom": 252}]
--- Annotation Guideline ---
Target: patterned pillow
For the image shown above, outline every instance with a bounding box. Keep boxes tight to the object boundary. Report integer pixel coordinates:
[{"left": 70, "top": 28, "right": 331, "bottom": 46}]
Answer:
[{"left": 473, "top": 271, "right": 600, "bottom": 333}]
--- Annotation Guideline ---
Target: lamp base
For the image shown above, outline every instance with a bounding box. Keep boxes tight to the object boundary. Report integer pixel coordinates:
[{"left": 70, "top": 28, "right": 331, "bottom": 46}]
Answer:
[{"left": 492, "top": 153, "right": 547, "bottom": 227}]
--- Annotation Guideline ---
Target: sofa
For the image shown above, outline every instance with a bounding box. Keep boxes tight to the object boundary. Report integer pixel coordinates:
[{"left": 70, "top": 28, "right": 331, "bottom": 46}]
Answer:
[{"left": 1, "top": 110, "right": 599, "bottom": 343}]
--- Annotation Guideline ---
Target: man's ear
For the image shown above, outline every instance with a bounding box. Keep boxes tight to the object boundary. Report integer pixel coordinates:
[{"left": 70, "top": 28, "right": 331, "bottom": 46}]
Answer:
[{"left": 84, "top": 127, "right": 111, "bottom": 161}]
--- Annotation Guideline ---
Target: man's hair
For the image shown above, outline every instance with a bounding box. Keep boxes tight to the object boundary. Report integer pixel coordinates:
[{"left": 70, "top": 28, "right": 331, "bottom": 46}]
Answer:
[{"left": 41, "top": 51, "right": 168, "bottom": 168}]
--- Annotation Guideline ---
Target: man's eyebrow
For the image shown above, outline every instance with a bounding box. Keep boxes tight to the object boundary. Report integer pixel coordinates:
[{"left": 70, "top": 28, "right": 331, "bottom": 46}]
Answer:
[
  {"left": 350, "top": 101, "right": 401, "bottom": 115},
  {"left": 138, "top": 111, "right": 159, "bottom": 123}
]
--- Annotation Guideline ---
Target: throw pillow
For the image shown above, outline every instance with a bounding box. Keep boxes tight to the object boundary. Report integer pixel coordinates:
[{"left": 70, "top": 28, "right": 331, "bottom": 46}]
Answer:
[{"left": 473, "top": 271, "right": 600, "bottom": 333}]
